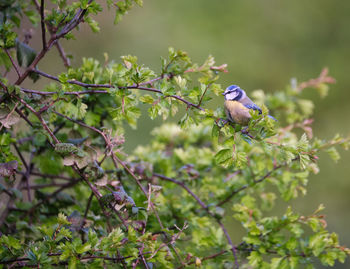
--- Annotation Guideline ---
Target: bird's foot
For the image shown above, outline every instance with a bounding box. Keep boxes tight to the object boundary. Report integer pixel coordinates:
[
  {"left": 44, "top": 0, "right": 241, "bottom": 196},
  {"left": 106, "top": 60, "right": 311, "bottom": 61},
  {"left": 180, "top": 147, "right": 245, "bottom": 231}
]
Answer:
[
  {"left": 215, "top": 118, "right": 229, "bottom": 128},
  {"left": 241, "top": 127, "right": 254, "bottom": 139}
]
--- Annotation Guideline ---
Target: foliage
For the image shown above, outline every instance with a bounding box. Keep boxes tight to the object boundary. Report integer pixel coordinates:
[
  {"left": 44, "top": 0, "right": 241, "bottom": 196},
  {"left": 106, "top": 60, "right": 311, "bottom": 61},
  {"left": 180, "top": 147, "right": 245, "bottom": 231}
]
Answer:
[{"left": 0, "top": 1, "right": 350, "bottom": 268}]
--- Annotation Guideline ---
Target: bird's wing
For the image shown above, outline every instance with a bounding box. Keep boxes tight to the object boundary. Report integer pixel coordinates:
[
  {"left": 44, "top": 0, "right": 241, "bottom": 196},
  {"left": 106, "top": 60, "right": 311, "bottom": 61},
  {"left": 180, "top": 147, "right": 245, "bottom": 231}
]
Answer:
[
  {"left": 240, "top": 96, "right": 262, "bottom": 114},
  {"left": 243, "top": 103, "right": 262, "bottom": 114},
  {"left": 240, "top": 96, "right": 277, "bottom": 120}
]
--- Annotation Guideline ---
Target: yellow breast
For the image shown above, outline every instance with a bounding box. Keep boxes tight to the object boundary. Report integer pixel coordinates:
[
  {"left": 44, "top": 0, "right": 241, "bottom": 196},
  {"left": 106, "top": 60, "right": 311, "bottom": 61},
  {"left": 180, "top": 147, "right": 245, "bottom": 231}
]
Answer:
[{"left": 224, "top": 100, "right": 251, "bottom": 125}]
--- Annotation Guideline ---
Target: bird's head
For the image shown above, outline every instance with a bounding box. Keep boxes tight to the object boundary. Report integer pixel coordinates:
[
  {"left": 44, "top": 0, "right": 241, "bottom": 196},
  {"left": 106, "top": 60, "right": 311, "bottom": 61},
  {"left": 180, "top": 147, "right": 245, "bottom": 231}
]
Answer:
[{"left": 222, "top": 85, "right": 246, "bottom": 101}]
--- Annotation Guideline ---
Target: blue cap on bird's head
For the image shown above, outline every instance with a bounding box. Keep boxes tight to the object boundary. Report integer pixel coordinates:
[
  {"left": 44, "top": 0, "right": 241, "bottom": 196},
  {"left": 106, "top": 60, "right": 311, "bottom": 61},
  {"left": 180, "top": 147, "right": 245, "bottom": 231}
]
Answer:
[
  {"left": 222, "top": 85, "right": 245, "bottom": 101},
  {"left": 222, "top": 85, "right": 240, "bottom": 95}
]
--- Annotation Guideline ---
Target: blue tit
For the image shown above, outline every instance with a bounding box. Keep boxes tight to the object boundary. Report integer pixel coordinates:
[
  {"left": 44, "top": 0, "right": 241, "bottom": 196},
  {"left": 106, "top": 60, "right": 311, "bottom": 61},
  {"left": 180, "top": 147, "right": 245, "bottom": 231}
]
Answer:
[{"left": 222, "top": 85, "right": 276, "bottom": 125}]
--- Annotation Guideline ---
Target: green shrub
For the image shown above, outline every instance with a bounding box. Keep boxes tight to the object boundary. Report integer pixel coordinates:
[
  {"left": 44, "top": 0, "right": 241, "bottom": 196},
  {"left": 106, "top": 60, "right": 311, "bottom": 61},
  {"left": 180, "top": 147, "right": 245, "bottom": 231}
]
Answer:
[{"left": 0, "top": 1, "right": 349, "bottom": 268}]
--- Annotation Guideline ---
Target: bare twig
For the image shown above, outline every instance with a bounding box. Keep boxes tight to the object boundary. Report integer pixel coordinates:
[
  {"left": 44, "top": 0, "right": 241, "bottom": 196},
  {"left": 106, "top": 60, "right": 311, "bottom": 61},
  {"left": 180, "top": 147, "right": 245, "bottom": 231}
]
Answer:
[
  {"left": 177, "top": 249, "right": 228, "bottom": 268},
  {"left": 154, "top": 173, "right": 208, "bottom": 210},
  {"left": 28, "top": 179, "right": 80, "bottom": 213},
  {"left": 197, "top": 83, "right": 211, "bottom": 108},
  {"left": 15, "top": 107, "right": 34, "bottom": 127},
  {"left": 55, "top": 41, "right": 71, "bottom": 67},
  {"left": 114, "top": 155, "right": 184, "bottom": 266},
  {"left": 15, "top": 1, "right": 93, "bottom": 85},
  {"left": 40, "top": 0, "right": 47, "bottom": 50},
  {"left": 72, "top": 165, "right": 127, "bottom": 231},
  {"left": 16, "top": 96, "right": 59, "bottom": 144},
  {"left": 297, "top": 68, "right": 336, "bottom": 92},
  {"left": 30, "top": 171, "right": 78, "bottom": 181},
  {"left": 0, "top": 101, "right": 19, "bottom": 131},
  {"left": 30, "top": 69, "right": 204, "bottom": 110},
  {"left": 4, "top": 48, "right": 21, "bottom": 78}
]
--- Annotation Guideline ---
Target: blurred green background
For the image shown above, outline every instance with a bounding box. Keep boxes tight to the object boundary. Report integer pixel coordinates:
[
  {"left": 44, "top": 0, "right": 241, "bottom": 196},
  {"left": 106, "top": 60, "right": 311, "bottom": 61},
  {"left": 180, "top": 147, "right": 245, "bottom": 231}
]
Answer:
[{"left": 32, "top": 0, "right": 350, "bottom": 267}]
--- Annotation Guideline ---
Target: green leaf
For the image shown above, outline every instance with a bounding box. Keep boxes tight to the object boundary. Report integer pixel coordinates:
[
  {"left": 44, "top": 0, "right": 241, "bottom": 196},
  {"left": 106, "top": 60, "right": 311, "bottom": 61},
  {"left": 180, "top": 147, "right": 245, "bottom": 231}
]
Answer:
[
  {"left": 212, "top": 123, "right": 220, "bottom": 141},
  {"left": 134, "top": 0, "right": 143, "bottom": 6},
  {"left": 58, "top": 212, "right": 71, "bottom": 225},
  {"left": 248, "top": 251, "right": 262, "bottom": 267},
  {"left": 16, "top": 39, "right": 37, "bottom": 67},
  {"left": 326, "top": 147, "right": 340, "bottom": 162},
  {"left": 214, "top": 148, "right": 233, "bottom": 164},
  {"left": 270, "top": 257, "right": 283, "bottom": 269},
  {"left": 88, "top": 229, "right": 99, "bottom": 248},
  {"left": 68, "top": 256, "right": 78, "bottom": 269},
  {"left": 76, "top": 242, "right": 91, "bottom": 254},
  {"left": 309, "top": 233, "right": 327, "bottom": 256},
  {"left": 0, "top": 108, "right": 20, "bottom": 129},
  {"left": 297, "top": 133, "right": 309, "bottom": 152},
  {"left": 299, "top": 154, "right": 310, "bottom": 170},
  {"left": 139, "top": 94, "right": 154, "bottom": 104}
]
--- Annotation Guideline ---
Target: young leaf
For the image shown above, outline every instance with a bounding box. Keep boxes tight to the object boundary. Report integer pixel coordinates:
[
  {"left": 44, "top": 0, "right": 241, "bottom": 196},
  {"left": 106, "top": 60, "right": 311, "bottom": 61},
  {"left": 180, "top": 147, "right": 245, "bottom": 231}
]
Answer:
[{"left": 16, "top": 39, "right": 37, "bottom": 67}]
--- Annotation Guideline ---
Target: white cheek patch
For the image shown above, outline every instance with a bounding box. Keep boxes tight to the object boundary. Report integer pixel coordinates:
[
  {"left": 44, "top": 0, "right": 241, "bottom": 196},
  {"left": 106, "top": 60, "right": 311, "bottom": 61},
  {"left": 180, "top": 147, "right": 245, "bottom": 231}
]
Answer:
[{"left": 225, "top": 91, "right": 239, "bottom": 100}]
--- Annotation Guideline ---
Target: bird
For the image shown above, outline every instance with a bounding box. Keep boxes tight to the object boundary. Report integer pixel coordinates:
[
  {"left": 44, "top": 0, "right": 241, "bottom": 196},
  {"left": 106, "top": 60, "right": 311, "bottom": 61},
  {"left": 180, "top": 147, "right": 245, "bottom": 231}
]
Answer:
[{"left": 222, "top": 85, "right": 276, "bottom": 125}]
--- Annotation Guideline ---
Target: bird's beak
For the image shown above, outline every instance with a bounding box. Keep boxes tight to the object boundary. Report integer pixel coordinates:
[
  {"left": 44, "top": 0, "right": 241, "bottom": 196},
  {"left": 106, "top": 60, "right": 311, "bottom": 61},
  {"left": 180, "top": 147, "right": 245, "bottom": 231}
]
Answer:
[{"left": 222, "top": 92, "right": 226, "bottom": 96}]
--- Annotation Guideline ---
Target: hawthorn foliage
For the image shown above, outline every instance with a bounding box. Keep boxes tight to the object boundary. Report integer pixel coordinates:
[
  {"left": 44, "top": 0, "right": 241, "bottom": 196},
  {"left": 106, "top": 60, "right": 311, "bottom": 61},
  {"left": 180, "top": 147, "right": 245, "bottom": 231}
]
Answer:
[{"left": 1, "top": 1, "right": 350, "bottom": 268}]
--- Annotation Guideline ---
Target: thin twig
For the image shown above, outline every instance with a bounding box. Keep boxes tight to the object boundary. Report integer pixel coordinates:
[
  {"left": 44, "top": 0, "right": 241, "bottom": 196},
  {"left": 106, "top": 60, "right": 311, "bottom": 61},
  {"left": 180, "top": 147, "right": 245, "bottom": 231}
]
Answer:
[
  {"left": 4, "top": 48, "right": 21, "bottom": 78},
  {"left": 30, "top": 171, "right": 78, "bottom": 181},
  {"left": 218, "top": 220, "right": 239, "bottom": 268},
  {"left": 40, "top": 0, "right": 47, "bottom": 50},
  {"left": 216, "top": 157, "right": 299, "bottom": 207},
  {"left": 32, "top": 0, "right": 71, "bottom": 67},
  {"left": 24, "top": 152, "right": 35, "bottom": 202},
  {"left": 15, "top": 1, "right": 93, "bottom": 85},
  {"left": 20, "top": 182, "right": 76, "bottom": 190},
  {"left": 55, "top": 41, "right": 71, "bottom": 67},
  {"left": 0, "top": 101, "right": 19, "bottom": 131},
  {"left": 177, "top": 249, "right": 228, "bottom": 268},
  {"left": 154, "top": 173, "right": 208, "bottom": 210},
  {"left": 20, "top": 59, "right": 226, "bottom": 113},
  {"left": 72, "top": 165, "right": 125, "bottom": 231},
  {"left": 113, "top": 156, "right": 184, "bottom": 266},
  {"left": 153, "top": 173, "right": 239, "bottom": 268},
  {"left": 197, "top": 83, "right": 211, "bottom": 108},
  {"left": 30, "top": 69, "right": 204, "bottom": 110},
  {"left": 15, "top": 107, "right": 33, "bottom": 127},
  {"left": 15, "top": 96, "right": 59, "bottom": 144},
  {"left": 21, "top": 87, "right": 109, "bottom": 96},
  {"left": 28, "top": 179, "right": 80, "bottom": 213}
]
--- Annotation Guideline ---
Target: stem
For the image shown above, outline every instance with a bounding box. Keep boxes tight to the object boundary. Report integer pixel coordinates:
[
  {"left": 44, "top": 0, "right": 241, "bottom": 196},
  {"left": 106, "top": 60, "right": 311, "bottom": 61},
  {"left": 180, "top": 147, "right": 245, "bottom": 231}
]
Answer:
[
  {"left": 55, "top": 41, "right": 71, "bottom": 67},
  {"left": 216, "top": 157, "right": 299, "bottom": 207},
  {"left": 197, "top": 83, "right": 211, "bottom": 108},
  {"left": 16, "top": 96, "right": 59, "bottom": 144},
  {"left": 30, "top": 69, "right": 204, "bottom": 110},
  {"left": 15, "top": 1, "right": 93, "bottom": 85},
  {"left": 3, "top": 48, "right": 21, "bottom": 78},
  {"left": 40, "top": 0, "right": 47, "bottom": 50}
]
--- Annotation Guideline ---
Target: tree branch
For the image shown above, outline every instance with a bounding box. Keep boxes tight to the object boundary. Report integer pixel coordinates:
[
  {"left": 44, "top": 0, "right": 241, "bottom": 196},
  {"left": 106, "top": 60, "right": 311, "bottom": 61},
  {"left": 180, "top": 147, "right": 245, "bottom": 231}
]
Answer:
[
  {"left": 28, "top": 179, "right": 80, "bottom": 213},
  {"left": 181, "top": 249, "right": 228, "bottom": 267},
  {"left": 55, "top": 41, "right": 71, "bottom": 67},
  {"left": 3, "top": 48, "right": 21, "bottom": 78},
  {"left": 16, "top": 96, "right": 59, "bottom": 144},
  {"left": 29, "top": 69, "right": 203, "bottom": 110},
  {"left": 40, "top": 0, "right": 47, "bottom": 50},
  {"left": 15, "top": 1, "right": 93, "bottom": 85},
  {"left": 153, "top": 173, "right": 239, "bottom": 268},
  {"left": 197, "top": 83, "right": 211, "bottom": 108},
  {"left": 216, "top": 157, "right": 299, "bottom": 207},
  {"left": 153, "top": 173, "right": 208, "bottom": 210}
]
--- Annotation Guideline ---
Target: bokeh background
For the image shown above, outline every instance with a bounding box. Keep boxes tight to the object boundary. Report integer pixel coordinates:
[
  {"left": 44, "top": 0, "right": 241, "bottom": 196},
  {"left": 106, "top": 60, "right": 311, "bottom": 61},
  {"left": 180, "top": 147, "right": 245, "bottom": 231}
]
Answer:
[{"left": 28, "top": 0, "right": 350, "bottom": 267}]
